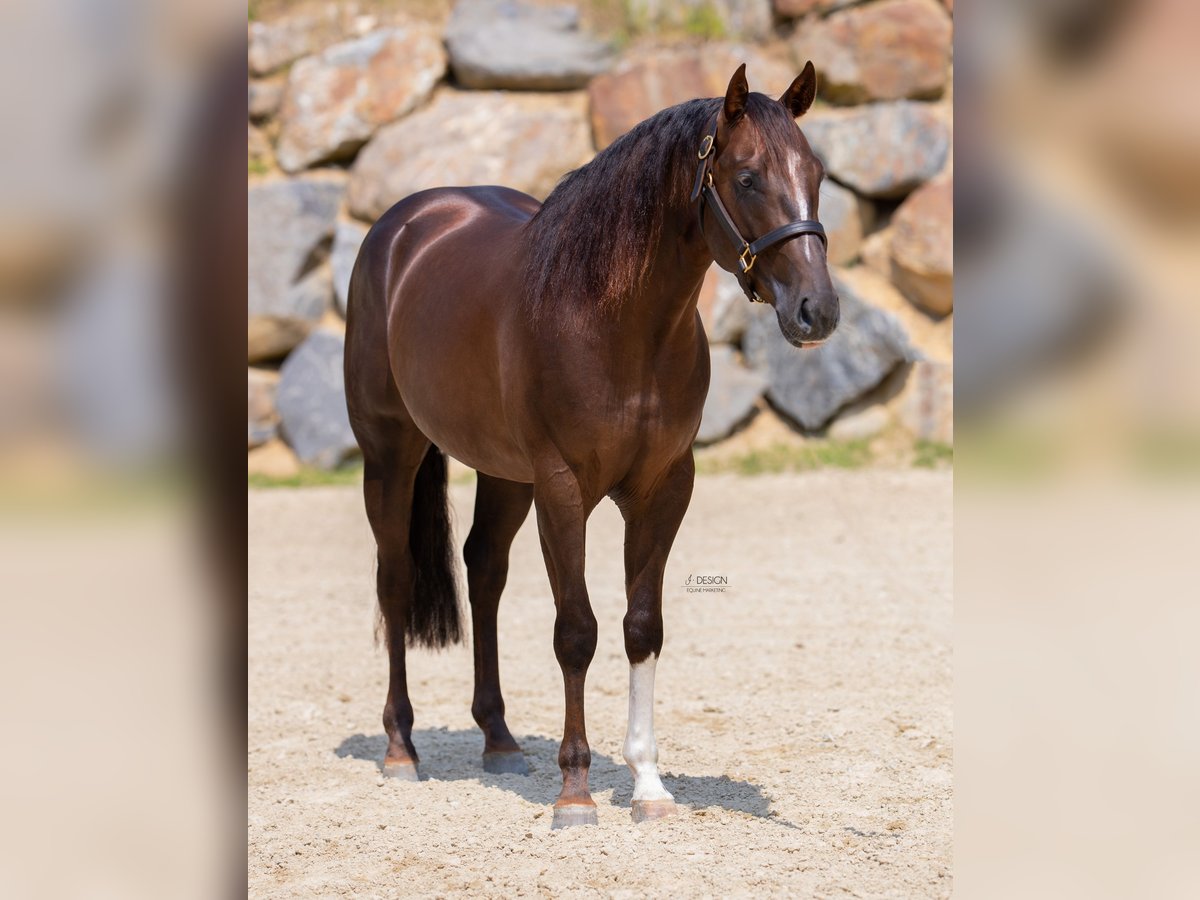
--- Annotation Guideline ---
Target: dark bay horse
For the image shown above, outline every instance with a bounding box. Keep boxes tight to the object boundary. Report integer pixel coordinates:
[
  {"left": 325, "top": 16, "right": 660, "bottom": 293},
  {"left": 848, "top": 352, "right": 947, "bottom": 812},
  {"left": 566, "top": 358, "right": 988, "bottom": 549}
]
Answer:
[{"left": 343, "top": 63, "right": 839, "bottom": 828}]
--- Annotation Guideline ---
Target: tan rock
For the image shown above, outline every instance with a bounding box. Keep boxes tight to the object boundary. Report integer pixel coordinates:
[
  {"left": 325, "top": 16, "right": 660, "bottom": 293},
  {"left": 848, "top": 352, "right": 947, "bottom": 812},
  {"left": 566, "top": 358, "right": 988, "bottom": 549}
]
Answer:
[
  {"left": 587, "top": 45, "right": 794, "bottom": 149},
  {"left": 774, "top": 0, "right": 857, "bottom": 17},
  {"left": 248, "top": 368, "right": 280, "bottom": 450},
  {"left": 791, "top": 0, "right": 953, "bottom": 104},
  {"left": 276, "top": 26, "right": 446, "bottom": 172},
  {"left": 861, "top": 226, "right": 894, "bottom": 282},
  {"left": 348, "top": 89, "right": 592, "bottom": 220},
  {"left": 892, "top": 360, "right": 952, "bottom": 444},
  {"left": 248, "top": 438, "right": 302, "bottom": 479},
  {"left": 890, "top": 175, "right": 952, "bottom": 315}
]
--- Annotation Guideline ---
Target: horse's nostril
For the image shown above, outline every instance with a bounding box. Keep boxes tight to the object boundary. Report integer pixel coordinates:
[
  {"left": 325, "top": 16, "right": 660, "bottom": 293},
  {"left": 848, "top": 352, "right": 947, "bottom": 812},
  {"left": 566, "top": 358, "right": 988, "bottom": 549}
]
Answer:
[{"left": 798, "top": 297, "right": 815, "bottom": 333}]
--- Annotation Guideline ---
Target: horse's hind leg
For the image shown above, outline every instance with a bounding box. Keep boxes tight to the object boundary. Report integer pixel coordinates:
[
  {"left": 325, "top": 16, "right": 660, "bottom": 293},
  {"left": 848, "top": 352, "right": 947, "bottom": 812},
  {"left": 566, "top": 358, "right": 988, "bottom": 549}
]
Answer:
[
  {"left": 358, "top": 422, "right": 430, "bottom": 780},
  {"left": 464, "top": 473, "right": 534, "bottom": 774}
]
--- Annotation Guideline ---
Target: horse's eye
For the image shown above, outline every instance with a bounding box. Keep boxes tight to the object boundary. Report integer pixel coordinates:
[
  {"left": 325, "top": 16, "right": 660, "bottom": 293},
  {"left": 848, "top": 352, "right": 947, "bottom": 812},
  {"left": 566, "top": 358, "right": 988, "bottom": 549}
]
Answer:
[{"left": 737, "top": 173, "right": 753, "bottom": 189}]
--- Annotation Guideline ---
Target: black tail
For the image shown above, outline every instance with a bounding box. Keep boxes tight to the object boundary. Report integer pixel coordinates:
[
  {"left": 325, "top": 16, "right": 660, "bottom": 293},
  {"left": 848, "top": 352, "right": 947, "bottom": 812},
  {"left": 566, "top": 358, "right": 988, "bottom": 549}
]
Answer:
[{"left": 403, "top": 445, "right": 463, "bottom": 648}]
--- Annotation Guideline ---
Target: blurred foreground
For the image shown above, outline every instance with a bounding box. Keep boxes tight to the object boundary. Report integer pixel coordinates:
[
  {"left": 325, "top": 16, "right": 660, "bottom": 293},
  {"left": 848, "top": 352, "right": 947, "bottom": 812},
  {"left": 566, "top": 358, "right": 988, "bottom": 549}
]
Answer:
[
  {"left": 0, "top": 0, "right": 1196, "bottom": 896},
  {"left": 955, "top": 1, "right": 1200, "bottom": 897}
]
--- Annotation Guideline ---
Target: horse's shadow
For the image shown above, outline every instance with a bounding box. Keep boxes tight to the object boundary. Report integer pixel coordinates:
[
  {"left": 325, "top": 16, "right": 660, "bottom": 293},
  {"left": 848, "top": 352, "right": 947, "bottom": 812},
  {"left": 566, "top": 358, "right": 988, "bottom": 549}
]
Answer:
[{"left": 335, "top": 728, "right": 786, "bottom": 823}]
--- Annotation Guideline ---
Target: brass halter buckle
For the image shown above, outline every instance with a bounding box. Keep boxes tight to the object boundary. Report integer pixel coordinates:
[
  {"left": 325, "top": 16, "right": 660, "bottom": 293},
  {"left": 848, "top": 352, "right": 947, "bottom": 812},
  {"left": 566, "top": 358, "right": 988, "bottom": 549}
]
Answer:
[
  {"left": 738, "top": 243, "right": 757, "bottom": 274},
  {"left": 698, "top": 133, "right": 714, "bottom": 160}
]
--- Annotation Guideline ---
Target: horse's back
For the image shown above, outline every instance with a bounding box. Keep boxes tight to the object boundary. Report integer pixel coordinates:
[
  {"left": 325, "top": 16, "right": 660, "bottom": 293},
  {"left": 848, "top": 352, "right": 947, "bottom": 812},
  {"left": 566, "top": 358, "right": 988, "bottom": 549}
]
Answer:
[{"left": 344, "top": 186, "right": 542, "bottom": 479}]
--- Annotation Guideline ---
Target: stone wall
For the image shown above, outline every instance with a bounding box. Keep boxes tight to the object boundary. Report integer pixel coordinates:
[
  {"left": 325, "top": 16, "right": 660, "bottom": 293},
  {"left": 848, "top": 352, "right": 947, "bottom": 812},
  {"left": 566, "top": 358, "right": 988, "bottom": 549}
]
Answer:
[{"left": 248, "top": 0, "right": 953, "bottom": 475}]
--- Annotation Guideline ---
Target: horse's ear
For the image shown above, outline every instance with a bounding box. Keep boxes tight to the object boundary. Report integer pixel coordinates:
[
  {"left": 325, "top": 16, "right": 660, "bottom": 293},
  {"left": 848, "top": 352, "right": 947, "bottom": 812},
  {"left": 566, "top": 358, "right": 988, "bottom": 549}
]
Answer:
[
  {"left": 779, "top": 61, "right": 817, "bottom": 118},
  {"left": 723, "top": 63, "right": 749, "bottom": 125}
]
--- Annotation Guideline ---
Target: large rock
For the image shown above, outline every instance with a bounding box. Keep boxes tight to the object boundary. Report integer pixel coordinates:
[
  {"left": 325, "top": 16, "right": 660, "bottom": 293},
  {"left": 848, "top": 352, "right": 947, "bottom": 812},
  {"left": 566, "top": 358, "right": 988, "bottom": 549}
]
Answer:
[
  {"left": 276, "top": 329, "right": 358, "bottom": 469},
  {"left": 802, "top": 101, "right": 950, "bottom": 199},
  {"left": 248, "top": 368, "right": 280, "bottom": 449},
  {"left": 248, "top": 6, "right": 346, "bottom": 76},
  {"left": 248, "top": 175, "right": 344, "bottom": 362},
  {"left": 774, "top": 0, "right": 857, "bottom": 17},
  {"left": 819, "top": 179, "right": 867, "bottom": 265},
  {"left": 248, "top": 1, "right": 409, "bottom": 76},
  {"left": 791, "top": 0, "right": 953, "bottom": 104},
  {"left": 331, "top": 219, "right": 370, "bottom": 316},
  {"left": 833, "top": 266, "right": 952, "bottom": 363},
  {"left": 628, "top": 0, "right": 773, "bottom": 40},
  {"left": 248, "top": 438, "right": 302, "bottom": 479},
  {"left": 588, "top": 45, "right": 793, "bottom": 149},
  {"left": 894, "top": 359, "right": 952, "bottom": 443},
  {"left": 860, "top": 225, "right": 894, "bottom": 282},
  {"left": 743, "top": 275, "right": 915, "bottom": 429},
  {"left": 697, "top": 346, "right": 767, "bottom": 443},
  {"left": 348, "top": 89, "right": 592, "bottom": 220},
  {"left": 249, "top": 78, "right": 285, "bottom": 121},
  {"left": 446, "top": 0, "right": 612, "bottom": 90},
  {"left": 276, "top": 26, "right": 446, "bottom": 173},
  {"left": 889, "top": 175, "right": 953, "bottom": 315}
]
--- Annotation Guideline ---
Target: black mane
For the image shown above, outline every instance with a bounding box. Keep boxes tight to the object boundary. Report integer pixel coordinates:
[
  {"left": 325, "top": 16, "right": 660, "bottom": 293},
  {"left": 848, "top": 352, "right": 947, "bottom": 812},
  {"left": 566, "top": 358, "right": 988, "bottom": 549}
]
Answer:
[
  {"left": 522, "top": 96, "right": 718, "bottom": 321},
  {"left": 523, "top": 93, "right": 803, "bottom": 321}
]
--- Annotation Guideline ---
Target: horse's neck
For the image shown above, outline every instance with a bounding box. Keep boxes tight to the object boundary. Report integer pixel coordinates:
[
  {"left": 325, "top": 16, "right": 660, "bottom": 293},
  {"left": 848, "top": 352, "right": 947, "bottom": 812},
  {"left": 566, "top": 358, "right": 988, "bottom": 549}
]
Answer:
[{"left": 619, "top": 207, "right": 712, "bottom": 345}]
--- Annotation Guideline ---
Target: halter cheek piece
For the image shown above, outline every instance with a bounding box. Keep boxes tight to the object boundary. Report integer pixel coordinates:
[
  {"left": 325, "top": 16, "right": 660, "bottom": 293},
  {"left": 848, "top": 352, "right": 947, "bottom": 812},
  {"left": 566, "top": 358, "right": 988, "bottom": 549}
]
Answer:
[{"left": 690, "top": 115, "right": 827, "bottom": 303}]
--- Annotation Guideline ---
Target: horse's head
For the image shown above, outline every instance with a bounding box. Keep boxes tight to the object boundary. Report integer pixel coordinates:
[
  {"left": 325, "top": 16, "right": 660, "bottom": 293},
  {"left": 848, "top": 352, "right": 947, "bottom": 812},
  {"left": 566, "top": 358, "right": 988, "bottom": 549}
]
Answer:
[{"left": 701, "top": 63, "right": 839, "bottom": 348}]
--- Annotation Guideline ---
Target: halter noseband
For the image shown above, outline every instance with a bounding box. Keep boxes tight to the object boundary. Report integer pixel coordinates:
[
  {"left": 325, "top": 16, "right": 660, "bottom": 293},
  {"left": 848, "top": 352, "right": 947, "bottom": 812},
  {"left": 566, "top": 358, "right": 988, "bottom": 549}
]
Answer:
[{"left": 690, "top": 115, "right": 827, "bottom": 303}]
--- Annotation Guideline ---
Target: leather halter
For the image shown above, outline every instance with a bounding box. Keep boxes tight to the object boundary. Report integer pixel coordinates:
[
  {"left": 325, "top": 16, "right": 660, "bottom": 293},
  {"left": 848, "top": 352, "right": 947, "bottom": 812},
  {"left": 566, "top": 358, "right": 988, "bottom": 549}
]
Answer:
[{"left": 690, "top": 115, "right": 827, "bottom": 303}]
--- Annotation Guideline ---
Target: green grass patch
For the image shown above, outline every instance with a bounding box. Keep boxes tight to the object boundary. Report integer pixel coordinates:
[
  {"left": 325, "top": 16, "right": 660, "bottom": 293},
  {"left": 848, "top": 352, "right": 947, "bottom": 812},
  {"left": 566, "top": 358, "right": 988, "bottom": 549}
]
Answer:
[
  {"left": 682, "top": 2, "right": 727, "bottom": 39},
  {"left": 696, "top": 439, "right": 873, "bottom": 476},
  {"left": 249, "top": 461, "right": 364, "bottom": 489},
  {"left": 248, "top": 157, "right": 270, "bottom": 176},
  {"left": 913, "top": 439, "right": 953, "bottom": 469}
]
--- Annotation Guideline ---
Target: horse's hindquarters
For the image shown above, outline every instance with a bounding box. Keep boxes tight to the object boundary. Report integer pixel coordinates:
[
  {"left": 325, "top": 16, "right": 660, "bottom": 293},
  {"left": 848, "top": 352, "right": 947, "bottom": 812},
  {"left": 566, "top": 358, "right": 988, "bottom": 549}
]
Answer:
[{"left": 372, "top": 188, "right": 541, "bottom": 482}]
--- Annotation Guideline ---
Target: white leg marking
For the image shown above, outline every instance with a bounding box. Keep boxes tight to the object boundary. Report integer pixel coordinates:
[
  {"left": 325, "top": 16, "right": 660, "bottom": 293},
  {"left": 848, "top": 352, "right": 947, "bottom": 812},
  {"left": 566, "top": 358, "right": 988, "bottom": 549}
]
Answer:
[{"left": 624, "top": 656, "right": 673, "bottom": 802}]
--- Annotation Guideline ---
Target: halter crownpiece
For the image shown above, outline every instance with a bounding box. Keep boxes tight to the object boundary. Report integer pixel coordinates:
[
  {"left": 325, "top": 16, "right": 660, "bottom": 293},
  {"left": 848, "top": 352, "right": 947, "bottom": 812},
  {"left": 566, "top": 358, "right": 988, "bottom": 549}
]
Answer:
[{"left": 690, "top": 115, "right": 827, "bottom": 303}]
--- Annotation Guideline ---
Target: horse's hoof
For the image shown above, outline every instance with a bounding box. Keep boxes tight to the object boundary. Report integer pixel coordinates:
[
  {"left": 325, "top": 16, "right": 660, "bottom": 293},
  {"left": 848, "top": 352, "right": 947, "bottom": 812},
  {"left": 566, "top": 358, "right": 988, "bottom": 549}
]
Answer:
[
  {"left": 381, "top": 760, "right": 420, "bottom": 781},
  {"left": 482, "top": 751, "right": 529, "bottom": 775},
  {"left": 551, "top": 803, "right": 598, "bottom": 829},
  {"left": 631, "top": 799, "right": 678, "bottom": 823}
]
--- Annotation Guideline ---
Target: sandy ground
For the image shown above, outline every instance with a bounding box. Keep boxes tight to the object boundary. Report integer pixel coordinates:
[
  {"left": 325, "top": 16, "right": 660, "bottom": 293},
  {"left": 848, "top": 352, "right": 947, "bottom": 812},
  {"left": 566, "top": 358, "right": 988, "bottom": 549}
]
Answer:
[{"left": 249, "top": 470, "right": 952, "bottom": 897}]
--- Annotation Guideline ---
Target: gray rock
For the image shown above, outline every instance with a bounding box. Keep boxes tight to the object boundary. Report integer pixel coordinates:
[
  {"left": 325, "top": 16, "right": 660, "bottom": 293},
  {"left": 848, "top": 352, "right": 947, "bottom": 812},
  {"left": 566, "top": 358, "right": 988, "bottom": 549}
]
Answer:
[
  {"left": 248, "top": 175, "right": 344, "bottom": 361},
  {"left": 249, "top": 78, "right": 285, "bottom": 120},
  {"left": 348, "top": 89, "right": 592, "bottom": 221},
  {"left": 700, "top": 266, "right": 752, "bottom": 344},
  {"left": 332, "top": 220, "right": 370, "bottom": 316},
  {"left": 446, "top": 0, "right": 612, "bottom": 90},
  {"left": 802, "top": 102, "right": 950, "bottom": 199},
  {"left": 819, "top": 179, "right": 866, "bottom": 266},
  {"left": 248, "top": 368, "right": 280, "bottom": 449},
  {"left": 276, "top": 329, "right": 359, "bottom": 469},
  {"left": 276, "top": 25, "right": 446, "bottom": 172},
  {"left": 827, "top": 404, "right": 891, "bottom": 442},
  {"left": 698, "top": 345, "right": 767, "bottom": 443},
  {"left": 743, "top": 273, "right": 916, "bottom": 429}
]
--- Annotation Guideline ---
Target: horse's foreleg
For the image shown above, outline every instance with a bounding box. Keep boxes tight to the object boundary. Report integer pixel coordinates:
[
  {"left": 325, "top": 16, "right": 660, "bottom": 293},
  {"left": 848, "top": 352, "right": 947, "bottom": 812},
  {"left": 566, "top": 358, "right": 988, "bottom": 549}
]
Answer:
[
  {"left": 534, "top": 468, "right": 599, "bottom": 828},
  {"left": 464, "top": 474, "right": 534, "bottom": 774},
  {"left": 620, "top": 455, "right": 694, "bottom": 823}
]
